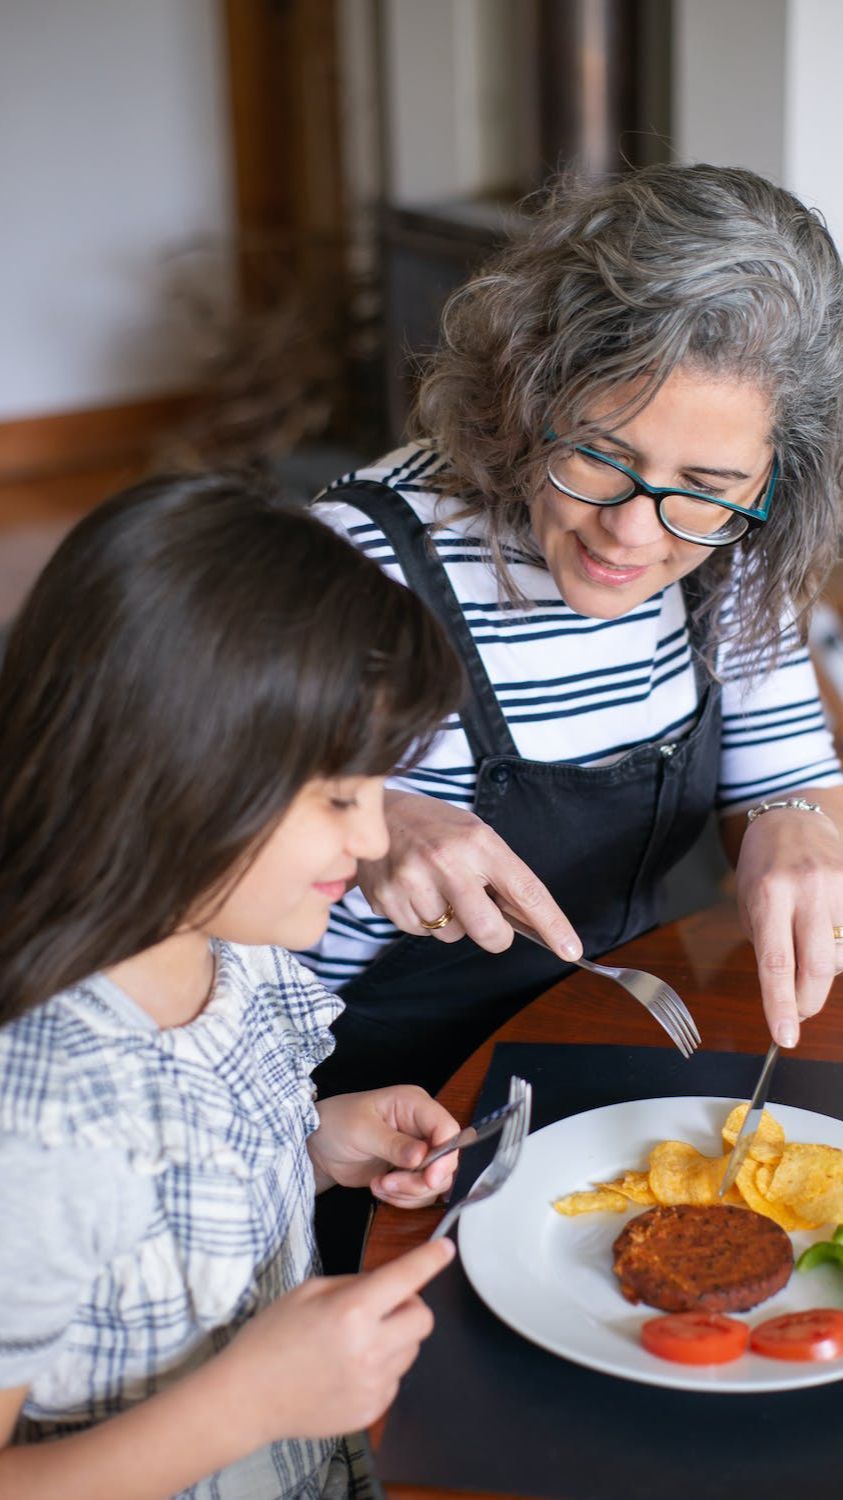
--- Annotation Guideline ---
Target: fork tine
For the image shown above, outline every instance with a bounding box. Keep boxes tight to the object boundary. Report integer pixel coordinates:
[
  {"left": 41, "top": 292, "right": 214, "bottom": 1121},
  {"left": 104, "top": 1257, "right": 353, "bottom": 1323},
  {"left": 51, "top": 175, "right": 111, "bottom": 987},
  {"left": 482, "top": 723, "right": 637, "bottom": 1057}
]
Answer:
[
  {"left": 653, "top": 984, "right": 701, "bottom": 1051},
  {"left": 625, "top": 968, "right": 700, "bottom": 1054},
  {"left": 647, "top": 1003, "right": 693, "bottom": 1057},
  {"left": 647, "top": 991, "right": 693, "bottom": 1047},
  {"left": 653, "top": 979, "right": 702, "bottom": 1045},
  {"left": 643, "top": 993, "right": 694, "bottom": 1057}
]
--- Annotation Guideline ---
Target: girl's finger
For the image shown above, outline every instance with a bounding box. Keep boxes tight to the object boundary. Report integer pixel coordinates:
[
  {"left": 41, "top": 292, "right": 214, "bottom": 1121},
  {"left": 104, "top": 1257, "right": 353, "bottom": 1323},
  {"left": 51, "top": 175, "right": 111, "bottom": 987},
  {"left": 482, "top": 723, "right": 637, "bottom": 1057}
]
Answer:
[{"left": 372, "top": 1163, "right": 455, "bottom": 1203}]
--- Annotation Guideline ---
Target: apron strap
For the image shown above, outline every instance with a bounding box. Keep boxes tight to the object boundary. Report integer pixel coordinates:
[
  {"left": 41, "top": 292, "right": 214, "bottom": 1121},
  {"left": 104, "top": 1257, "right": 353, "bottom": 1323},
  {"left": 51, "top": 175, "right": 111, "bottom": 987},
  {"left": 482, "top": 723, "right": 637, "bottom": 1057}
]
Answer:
[
  {"left": 325, "top": 480, "right": 714, "bottom": 751},
  {"left": 324, "top": 480, "right": 517, "bottom": 761},
  {"left": 680, "top": 571, "right": 715, "bottom": 696}
]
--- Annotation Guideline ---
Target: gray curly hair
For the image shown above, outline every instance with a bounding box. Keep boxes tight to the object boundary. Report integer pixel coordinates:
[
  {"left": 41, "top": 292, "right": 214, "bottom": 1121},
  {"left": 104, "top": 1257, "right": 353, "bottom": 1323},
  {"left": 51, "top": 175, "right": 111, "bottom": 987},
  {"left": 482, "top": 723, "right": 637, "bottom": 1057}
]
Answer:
[{"left": 412, "top": 162, "right": 843, "bottom": 668}]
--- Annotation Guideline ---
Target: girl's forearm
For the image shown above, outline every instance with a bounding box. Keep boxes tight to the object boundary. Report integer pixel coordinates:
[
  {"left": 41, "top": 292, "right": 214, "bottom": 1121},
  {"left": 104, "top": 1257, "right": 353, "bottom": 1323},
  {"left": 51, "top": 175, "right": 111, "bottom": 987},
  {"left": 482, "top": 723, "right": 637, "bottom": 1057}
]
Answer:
[{"left": 0, "top": 1348, "right": 259, "bottom": 1500}]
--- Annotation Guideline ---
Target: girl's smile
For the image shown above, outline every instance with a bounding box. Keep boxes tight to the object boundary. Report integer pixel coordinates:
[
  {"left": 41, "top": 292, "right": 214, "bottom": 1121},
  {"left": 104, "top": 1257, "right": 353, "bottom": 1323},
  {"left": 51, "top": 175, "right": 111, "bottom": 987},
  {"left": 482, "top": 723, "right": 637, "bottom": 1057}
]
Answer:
[{"left": 203, "top": 774, "right": 389, "bottom": 951}]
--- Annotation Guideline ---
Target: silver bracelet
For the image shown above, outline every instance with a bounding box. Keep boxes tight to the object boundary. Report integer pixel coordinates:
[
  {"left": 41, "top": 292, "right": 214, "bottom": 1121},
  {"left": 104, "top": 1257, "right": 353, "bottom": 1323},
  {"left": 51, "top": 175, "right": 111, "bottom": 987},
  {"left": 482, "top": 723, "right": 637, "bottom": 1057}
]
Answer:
[{"left": 745, "top": 797, "right": 825, "bottom": 823}]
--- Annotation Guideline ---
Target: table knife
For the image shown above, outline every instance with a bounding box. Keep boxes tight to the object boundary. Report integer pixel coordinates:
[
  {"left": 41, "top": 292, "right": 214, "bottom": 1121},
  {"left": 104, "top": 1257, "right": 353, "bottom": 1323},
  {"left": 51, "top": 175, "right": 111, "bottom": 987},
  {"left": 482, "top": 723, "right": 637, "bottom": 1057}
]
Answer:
[
  {"left": 415, "top": 1100, "right": 520, "bottom": 1169},
  {"left": 719, "top": 1040, "right": 780, "bottom": 1197}
]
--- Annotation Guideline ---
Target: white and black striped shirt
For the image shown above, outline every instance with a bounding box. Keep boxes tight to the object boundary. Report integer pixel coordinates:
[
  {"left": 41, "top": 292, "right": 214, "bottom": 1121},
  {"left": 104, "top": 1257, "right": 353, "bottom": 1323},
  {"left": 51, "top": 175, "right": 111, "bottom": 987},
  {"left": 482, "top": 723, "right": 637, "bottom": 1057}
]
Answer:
[{"left": 300, "top": 444, "right": 841, "bottom": 987}]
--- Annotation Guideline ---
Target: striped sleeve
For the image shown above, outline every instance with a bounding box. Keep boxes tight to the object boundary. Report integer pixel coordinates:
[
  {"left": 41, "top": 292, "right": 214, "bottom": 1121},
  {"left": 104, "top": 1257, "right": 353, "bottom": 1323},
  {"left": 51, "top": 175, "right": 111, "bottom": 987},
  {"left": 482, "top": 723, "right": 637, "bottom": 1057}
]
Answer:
[{"left": 716, "top": 616, "right": 842, "bottom": 811}]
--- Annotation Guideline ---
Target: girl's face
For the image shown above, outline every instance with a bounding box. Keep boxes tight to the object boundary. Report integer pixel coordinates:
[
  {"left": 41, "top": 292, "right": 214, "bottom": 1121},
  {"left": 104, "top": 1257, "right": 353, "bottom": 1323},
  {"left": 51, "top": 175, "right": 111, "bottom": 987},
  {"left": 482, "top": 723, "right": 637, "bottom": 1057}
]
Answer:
[
  {"left": 530, "top": 366, "right": 775, "bottom": 619},
  {"left": 202, "top": 774, "right": 389, "bottom": 950}
]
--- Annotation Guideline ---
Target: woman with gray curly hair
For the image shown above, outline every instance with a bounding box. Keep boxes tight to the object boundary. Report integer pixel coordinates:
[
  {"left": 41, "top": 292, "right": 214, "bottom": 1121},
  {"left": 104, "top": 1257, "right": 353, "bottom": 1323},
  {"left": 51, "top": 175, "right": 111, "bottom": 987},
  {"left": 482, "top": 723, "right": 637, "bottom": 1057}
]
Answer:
[{"left": 306, "top": 162, "right": 843, "bottom": 1099}]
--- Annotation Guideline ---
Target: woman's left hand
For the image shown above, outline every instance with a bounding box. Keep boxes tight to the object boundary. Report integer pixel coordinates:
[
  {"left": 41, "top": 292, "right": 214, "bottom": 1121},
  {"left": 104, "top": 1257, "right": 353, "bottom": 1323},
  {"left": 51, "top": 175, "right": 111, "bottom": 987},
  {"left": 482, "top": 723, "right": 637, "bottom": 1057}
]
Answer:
[
  {"left": 307, "top": 1086, "right": 460, "bottom": 1207},
  {"left": 730, "top": 791, "right": 843, "bottom": 1048}
]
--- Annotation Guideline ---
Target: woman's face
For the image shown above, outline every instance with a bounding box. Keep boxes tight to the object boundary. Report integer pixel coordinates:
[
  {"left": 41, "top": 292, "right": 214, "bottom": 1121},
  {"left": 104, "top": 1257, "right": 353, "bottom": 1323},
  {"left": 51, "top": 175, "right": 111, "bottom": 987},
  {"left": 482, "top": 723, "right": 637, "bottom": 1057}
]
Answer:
[
  {"left": 201, "top": 774, "right": 389, "bottom": 950},
  {"left": 530, "top": 367, "right": 775, "bottom": 619}
]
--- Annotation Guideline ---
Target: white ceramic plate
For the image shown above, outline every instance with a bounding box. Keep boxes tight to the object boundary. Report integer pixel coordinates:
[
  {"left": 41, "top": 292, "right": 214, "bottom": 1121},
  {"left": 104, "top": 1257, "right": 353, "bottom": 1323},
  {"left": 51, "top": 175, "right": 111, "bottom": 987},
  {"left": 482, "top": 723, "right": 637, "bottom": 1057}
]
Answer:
[{"left": 458, "top": 1095, "right": 843, "bottom": 1394}]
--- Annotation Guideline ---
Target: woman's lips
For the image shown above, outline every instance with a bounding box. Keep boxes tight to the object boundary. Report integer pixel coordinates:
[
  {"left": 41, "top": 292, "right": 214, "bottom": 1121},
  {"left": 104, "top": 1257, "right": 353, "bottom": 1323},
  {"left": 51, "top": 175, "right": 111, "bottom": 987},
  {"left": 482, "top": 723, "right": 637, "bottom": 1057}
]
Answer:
[{"left": 574, "top": 535, "right": 651, "bottom": 586}]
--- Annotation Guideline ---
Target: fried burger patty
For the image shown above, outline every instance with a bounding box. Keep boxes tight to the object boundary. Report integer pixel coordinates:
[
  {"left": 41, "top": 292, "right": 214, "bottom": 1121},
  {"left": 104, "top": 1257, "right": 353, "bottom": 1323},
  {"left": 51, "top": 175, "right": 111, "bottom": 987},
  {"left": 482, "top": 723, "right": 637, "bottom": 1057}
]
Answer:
[{"left": 612, "top": 1204, "right": 793, "bottom": 1313}]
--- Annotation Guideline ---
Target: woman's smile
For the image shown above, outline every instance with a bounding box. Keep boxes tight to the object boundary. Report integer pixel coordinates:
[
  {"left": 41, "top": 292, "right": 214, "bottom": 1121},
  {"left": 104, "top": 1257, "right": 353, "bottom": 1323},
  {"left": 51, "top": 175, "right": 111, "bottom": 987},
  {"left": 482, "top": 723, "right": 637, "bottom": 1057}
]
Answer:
[
  {"left": 531, "top": 366, "right": 774, "bottom": 619},
  {"left": 573, "top": 535, "right": 653, "bottom": 586}
]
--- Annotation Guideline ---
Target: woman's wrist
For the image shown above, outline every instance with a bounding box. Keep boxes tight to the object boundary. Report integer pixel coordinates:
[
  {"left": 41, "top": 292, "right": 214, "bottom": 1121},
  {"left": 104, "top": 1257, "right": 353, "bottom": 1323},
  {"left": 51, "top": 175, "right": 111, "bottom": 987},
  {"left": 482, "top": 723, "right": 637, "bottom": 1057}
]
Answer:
[{"left": 745, "top": 797, "right": 828, "bottom": 824}]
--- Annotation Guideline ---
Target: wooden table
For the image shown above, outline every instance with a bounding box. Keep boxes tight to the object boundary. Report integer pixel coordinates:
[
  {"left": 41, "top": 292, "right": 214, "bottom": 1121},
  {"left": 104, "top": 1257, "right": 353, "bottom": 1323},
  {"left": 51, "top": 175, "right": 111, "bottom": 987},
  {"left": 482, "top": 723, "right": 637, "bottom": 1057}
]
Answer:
[{"left": 362, "top": 898, "right": 843, "bottom": 1499}]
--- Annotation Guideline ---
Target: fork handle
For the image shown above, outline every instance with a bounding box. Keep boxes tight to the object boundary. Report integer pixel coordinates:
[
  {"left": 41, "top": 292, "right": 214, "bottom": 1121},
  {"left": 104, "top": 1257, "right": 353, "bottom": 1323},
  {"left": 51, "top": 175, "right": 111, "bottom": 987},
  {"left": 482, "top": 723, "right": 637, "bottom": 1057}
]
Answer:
[
  {"left": 575, "top": 955, "right": 621, "bottom": 980},
  {"left": 503, "top": 911, "right": 594, "bottom": 969}
]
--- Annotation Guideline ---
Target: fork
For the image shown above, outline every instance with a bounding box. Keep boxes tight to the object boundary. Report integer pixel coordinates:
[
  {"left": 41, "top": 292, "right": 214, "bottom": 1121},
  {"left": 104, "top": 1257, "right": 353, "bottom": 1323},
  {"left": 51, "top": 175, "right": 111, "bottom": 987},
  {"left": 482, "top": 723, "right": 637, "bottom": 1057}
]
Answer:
[
  {"left": 503, "top": 912, "right": 701, "bottom": 1059},
  {"left": 430, "top": 1075, "right": 532, "bottom": 1240}
]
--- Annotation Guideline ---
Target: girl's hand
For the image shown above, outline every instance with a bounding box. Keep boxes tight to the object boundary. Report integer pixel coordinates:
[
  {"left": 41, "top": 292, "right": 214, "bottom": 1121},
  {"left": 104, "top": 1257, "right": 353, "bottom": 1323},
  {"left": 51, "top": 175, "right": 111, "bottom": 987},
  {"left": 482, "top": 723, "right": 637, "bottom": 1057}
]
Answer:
[
  {"left": 357, "top": 789, "right": 581, "bottom": 960},
  {"left": 221, "top": 1239, "right": 455, "bottom": 1445},
  {"left": 308, "top": 1085, "right": 461, "bottom": 1205},
  {"left": 732, "top": 795, "right": 843, "bottom": 1047}
]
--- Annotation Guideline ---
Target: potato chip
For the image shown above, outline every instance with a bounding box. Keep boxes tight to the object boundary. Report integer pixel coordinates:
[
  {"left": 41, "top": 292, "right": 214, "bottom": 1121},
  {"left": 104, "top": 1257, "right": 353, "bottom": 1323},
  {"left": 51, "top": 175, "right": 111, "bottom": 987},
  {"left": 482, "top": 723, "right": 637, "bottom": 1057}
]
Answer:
[
  {"left": 648, "top": 1140, "right": 731, "bottom": 1206},
  {"left": 765, "top": 1143, "right": 843, "bottom": 1227},
  {"left": 721, "top": 1103, "right": 785, "bottom": 1163},
  {"left": 735, "top": 1157, "right": 816, "bottom": 1232},
  {"left": 594, "top": 1170, "right": 656, "bottom": 1206},
  {"left": 552, "top": 1187, "right": 628, "bottom": 1216},
  {"left": 552, "top": 1105, "right": 841, "bottom": 1226}
]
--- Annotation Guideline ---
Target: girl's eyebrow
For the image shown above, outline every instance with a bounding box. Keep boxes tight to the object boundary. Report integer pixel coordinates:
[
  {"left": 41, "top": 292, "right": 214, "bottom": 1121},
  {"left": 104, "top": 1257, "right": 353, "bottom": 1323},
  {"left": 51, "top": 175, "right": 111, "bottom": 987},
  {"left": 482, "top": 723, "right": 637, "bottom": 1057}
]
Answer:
[{"left": 589, "top": 430, "right": 752, "bottom": 482}]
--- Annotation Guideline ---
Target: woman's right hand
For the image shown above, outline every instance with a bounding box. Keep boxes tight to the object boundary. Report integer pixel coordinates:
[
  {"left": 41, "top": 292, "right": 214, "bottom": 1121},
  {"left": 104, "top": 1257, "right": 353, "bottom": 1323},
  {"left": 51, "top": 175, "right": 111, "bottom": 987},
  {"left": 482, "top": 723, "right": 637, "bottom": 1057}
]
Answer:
[
  {"left": 357, "top": 789, "right": 581, "bottom": 960},
  {"left": 219, "top": 1239, "right": 454, "bottom": 1445}
]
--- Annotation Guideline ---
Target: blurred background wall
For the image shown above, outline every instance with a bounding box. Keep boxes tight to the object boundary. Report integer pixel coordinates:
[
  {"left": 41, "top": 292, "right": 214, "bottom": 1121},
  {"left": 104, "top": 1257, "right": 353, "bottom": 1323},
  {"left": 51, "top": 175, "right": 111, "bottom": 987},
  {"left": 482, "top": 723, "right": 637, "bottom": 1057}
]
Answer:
[{"left": 1, "top": 0, "right": 841, "bottom": 598}]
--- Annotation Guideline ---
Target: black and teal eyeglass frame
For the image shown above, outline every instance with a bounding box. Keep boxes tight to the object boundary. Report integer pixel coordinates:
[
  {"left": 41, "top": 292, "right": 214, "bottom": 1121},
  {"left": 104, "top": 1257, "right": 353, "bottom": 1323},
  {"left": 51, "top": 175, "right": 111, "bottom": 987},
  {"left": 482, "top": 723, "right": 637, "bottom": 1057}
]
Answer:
[{"left": 543, "top": 427, "right": 778, "bottom": 547}]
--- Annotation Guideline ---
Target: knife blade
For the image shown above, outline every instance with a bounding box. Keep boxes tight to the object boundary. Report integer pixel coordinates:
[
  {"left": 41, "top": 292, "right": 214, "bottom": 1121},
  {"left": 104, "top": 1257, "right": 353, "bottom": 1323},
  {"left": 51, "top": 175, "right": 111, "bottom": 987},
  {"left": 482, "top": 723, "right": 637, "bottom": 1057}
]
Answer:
[
  {"left": 719, "top": 1040, "right": 781, "bottom": 1197},
  {"left": 415, "top": 1099, "right": 520, "bottom": 1170}
]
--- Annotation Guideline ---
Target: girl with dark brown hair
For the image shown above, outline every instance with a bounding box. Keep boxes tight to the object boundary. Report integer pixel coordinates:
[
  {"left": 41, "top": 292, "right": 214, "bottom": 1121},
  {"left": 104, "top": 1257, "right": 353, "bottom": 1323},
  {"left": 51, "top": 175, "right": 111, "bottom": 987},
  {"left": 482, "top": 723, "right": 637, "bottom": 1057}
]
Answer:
[{"left": 0, "top": 472, "right": 463, "bottom": 1499}]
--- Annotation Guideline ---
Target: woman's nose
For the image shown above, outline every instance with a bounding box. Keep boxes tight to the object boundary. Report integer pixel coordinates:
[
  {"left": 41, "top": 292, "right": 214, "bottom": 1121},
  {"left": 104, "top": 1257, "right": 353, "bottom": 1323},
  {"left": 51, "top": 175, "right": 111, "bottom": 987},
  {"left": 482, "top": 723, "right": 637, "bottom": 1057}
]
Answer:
[{"left": 596, "top": 491, "right": 665, "bottom": 548}]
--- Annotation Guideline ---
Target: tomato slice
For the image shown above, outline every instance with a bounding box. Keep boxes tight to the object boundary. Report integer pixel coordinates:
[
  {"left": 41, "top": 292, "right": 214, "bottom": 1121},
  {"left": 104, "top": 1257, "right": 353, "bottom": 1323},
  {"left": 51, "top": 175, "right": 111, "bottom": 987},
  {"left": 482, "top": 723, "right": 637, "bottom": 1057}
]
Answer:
[
  {"left": 641, "top": 1312, "right": 749, "bottom": 1365},
  {"left": 749, "top": 1309, "right": 843, "bottom": 1362}
]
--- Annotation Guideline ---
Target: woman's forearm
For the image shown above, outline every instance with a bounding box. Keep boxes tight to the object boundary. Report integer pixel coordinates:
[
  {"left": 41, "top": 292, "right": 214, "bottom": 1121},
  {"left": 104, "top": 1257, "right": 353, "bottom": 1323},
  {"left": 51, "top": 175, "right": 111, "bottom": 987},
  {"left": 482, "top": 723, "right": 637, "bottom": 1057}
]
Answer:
[{"left": 0, "top": 1350, "right": 259, "bottom": 1500}]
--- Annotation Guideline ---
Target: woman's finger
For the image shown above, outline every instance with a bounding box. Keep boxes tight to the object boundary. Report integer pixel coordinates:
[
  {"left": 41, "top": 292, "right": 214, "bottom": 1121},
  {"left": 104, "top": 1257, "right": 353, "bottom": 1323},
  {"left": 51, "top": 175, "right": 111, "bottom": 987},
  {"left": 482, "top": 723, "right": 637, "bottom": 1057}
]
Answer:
[
  {"left": 747, "top": 894, "right": 801, "bottom": 1047},
  {"left": 485, "top": 847, "right": 581, "bottom": 959},
  {"left": 429, "top": 877, "right": 516, "bottom": 953},
  {"left": 410, "top": 904, "right": 468, "bottom": 944},
  {"left": 793, "top": 898, "right": 841, "bottom": 1019}
]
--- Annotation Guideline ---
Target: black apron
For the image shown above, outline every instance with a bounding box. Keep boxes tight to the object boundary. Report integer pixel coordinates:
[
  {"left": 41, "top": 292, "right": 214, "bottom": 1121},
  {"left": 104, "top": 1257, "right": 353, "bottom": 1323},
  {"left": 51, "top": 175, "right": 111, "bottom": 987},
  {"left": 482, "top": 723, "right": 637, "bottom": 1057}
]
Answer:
[{"left": 315, "top": 481, "right": 722, "bottom": 1099}]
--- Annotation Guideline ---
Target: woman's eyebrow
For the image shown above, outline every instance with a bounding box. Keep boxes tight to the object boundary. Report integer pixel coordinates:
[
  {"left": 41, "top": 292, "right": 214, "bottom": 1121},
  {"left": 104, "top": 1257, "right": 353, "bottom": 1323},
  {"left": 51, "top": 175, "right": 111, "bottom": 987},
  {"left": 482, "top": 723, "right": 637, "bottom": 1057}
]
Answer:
[
  {"left": 590, "top": 430, "right": 755, "bottom": 482},
  {"left": 588, "top": 429, "right": 636, "bottom": 458},
  {"left": 683, "top": 464, "right": 751, "bottom": 482}
]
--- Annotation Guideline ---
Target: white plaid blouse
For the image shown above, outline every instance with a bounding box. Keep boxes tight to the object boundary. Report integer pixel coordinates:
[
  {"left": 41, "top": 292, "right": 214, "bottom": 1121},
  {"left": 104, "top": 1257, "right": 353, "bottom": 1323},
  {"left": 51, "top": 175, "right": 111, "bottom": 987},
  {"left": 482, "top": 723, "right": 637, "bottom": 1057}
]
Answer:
[{"left": 0, "top": 942, "right": 349, "bottom": 1499}]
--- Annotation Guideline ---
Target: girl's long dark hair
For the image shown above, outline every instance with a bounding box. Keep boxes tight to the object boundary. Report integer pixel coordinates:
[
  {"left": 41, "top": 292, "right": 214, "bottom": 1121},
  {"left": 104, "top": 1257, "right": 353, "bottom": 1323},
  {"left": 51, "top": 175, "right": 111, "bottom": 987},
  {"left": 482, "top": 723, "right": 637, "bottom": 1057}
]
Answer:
[{"left": 0, "top": 472, "right": 461, "bottom": 1022}]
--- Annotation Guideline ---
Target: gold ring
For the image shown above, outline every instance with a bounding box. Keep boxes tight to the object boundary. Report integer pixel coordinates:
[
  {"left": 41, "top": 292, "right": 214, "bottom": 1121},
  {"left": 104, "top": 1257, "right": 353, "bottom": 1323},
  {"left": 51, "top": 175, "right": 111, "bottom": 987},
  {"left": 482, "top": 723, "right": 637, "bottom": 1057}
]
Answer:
[
  {"left": 834, "top": 925, "right": 843, "bottom": 942},
  {"left": 419, "top": 902, "right": 455, "bottom": 932}
]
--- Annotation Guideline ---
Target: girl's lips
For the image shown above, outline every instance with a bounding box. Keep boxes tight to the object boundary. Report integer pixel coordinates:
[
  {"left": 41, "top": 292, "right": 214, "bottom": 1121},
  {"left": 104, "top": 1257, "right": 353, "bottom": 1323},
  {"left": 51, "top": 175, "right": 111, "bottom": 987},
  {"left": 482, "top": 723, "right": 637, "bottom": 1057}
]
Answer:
[
  {"left": 312, "top": 878, "right": 351, "bottom": 901},
  {"left": 574, "top": 535, "right": 651, "bottom": 586}
]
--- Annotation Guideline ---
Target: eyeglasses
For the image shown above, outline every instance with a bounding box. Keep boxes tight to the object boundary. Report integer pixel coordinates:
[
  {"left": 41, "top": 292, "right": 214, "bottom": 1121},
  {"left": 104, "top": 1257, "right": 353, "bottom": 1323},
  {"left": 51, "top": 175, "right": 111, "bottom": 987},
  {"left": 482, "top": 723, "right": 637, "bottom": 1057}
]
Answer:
[{"left": 543, "top": 430, "right": 778, "bottom": 547}]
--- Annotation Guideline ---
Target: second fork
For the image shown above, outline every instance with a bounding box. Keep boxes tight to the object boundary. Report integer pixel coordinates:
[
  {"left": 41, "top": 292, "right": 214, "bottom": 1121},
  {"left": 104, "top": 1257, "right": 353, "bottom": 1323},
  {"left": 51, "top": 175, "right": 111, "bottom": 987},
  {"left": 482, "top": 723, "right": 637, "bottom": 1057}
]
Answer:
[{"left": 501, "top": 911, "right": 701, "bottom": 1058}]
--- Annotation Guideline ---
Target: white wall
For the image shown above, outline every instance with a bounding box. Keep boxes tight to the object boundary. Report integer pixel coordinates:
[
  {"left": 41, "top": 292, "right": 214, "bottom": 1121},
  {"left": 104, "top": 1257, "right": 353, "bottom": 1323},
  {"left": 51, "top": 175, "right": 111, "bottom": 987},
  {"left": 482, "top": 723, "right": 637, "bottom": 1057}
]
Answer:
[
  {"left": 783, "top": 0, "right": 843, "bottom": 252},
  {"left": 673, "top": 0, "right": 787, "bottom": 183},
  {"left": 381, "top": 0, "right": 524, "bottom": 204},
  {"left": 0, "top": 0, "right": 234, "bottom": 422},
  {"left": 674, "top": 0, "right": 843, "bottom": 251}
]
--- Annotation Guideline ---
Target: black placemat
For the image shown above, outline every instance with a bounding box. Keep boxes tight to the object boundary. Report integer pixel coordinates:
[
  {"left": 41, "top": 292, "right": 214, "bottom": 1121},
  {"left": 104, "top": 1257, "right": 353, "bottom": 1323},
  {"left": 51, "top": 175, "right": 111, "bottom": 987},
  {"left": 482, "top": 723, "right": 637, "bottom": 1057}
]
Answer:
[{"left": 376, "top": 1043, "right": 843, "bottom": 1498}]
